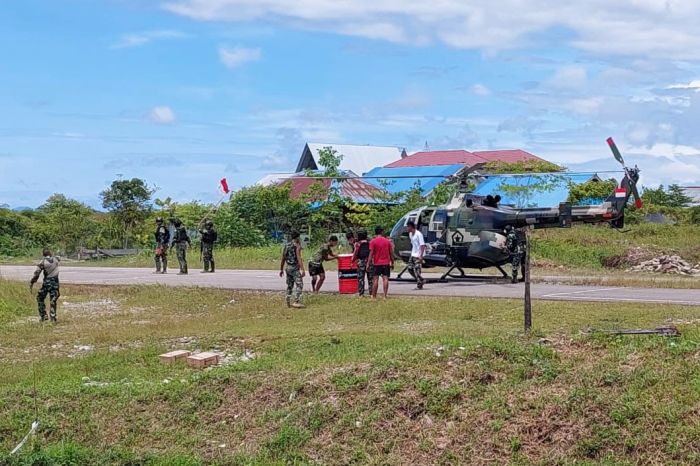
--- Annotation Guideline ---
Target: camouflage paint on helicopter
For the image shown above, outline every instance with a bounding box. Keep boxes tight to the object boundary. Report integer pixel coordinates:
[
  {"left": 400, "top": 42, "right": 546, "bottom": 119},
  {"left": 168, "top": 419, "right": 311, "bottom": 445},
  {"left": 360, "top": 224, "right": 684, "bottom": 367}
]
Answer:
[{"left": 389, "top": 138, "right": 642, "bottom": 275}]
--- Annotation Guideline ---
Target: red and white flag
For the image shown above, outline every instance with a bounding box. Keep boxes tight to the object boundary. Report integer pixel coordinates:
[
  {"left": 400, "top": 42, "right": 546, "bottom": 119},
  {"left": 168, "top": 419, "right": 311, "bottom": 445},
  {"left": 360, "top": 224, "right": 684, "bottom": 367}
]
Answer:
[
  {"left": 615, "top": 188, "right": 627, "bottom": 198},
  {"left": 220, "top": 178, "right": 230, "bottom": 194}
]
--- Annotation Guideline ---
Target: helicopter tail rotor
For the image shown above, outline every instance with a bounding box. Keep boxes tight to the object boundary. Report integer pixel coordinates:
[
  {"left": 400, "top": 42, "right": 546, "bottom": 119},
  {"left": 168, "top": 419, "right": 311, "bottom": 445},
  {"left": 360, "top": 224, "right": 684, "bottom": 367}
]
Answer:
[{"left": 607, "top": 137, "right": 642, "bottom": 209}]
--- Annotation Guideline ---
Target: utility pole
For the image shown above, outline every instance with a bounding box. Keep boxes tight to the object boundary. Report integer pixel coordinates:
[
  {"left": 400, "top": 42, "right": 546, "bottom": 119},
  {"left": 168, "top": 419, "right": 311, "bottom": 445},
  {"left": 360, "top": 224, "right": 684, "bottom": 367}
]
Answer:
[{"left": 524, "top": 228, "right": 532, "bottom": 332}]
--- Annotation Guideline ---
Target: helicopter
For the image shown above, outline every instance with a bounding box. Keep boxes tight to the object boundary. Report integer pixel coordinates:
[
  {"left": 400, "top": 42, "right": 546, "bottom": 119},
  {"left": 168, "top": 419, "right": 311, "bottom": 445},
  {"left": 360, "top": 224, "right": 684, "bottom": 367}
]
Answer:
[{"left": 389, "top": 138, "right": 642, "bottom": 280}]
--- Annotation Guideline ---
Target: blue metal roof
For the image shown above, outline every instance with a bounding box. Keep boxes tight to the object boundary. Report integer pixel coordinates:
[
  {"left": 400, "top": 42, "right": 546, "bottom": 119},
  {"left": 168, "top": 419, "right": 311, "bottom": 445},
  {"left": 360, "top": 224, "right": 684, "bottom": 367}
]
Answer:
[
  {"left": 472, "top": 173, "right": 600, "bottom": 208},
  {"left": 363, "top": 164, "right": 465, "bottom": 195}
]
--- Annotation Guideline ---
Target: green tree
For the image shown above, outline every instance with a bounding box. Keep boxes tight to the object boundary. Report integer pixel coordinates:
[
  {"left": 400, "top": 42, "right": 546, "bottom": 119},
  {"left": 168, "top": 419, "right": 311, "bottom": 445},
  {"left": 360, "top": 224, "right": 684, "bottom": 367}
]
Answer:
[
  {"left": 498, "top": 175, "right": 565, "bottom": 209},
  {"left": 641, "top": 185, "right": 669, "bottom": 206},
  {"left": 567, "top": 179, "right": 618, "bottom": 205},
  {"left": 32, "top": 194, "right": 97, "bottom": 253},
  {"left": 666, "top": 184, "right": 693, "bottom": 208},
  {"left": 100, "top": 178, "right": 153, "bottom": 248},
  {"left": 483, "top": 160, "right": 562, "bottom": 174},
  {"left": 228, "top": 184, "right": 309, "bottom": 238},
  {"left": 214, "top": 202, "right": 267, "bottom": 247},
  {"left": 316, "top": 146, "right": 343, "bottom": 177},
  {"left": 0, "top": 208, "right": 35, "bottom": 256}
]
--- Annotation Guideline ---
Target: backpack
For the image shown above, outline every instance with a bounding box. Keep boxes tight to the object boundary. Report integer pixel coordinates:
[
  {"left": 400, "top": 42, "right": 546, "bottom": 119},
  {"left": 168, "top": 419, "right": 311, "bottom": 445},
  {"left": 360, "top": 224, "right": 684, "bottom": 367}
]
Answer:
[{"left": 357, "top": 240, "right": 370, "bottom": 260}]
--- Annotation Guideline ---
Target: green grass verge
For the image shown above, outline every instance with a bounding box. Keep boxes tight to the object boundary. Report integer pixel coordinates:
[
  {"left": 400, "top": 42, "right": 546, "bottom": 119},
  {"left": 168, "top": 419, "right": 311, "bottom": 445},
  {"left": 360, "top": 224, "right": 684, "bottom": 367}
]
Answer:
[
  {"left": 6, "top": 224, "right": 700, "bottom": 276},
  {"left": 2, "top": 280, "right": 700, "bottom": 464}
]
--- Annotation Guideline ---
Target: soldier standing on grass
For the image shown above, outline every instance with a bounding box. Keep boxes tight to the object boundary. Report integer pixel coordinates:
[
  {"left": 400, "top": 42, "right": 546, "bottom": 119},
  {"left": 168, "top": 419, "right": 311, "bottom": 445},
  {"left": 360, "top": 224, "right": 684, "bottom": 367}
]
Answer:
[
  {"left": 505, "top": 225, "right": 526, "bottom": 283},
  {"left": 199, "top": 220, "right": 218, "bottom": 273},
  {"left": 154, "top": 217, "right": 170, "bottom": 274},
  {"left": 280, "top": 230, "right": 305, "bottom": 308},
  {"left": 29, "top": 248, "right": 60, "bottom": 323},
  {"left": 171, "top": 217, "right": 191, "bottom": 275}
]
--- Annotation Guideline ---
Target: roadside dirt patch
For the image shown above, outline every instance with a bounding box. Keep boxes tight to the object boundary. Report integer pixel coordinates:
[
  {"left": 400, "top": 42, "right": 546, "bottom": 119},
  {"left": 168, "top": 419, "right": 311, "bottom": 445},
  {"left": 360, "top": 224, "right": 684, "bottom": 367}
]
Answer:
[
  {"left": 601, "top": 246, "right": 657, "bottom": 269},
  {"left": 61, "top": 298, "right": 121, "bottom": 316}
]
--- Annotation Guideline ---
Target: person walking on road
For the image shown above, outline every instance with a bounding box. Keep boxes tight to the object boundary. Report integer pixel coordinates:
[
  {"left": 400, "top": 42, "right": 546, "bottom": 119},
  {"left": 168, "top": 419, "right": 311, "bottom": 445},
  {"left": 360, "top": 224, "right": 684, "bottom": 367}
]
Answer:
[
  {"left": 199, "top": 220, "right": 218, "bottom": 273},
  {"left": 308, "top": 235, "right": 339, "bottom": 294},
  {"left": 352, "top": 229, "right": 372, "bottom": 297},
  {"left": 154, "top": 217, "right": 170, "bottom": 274},
  {"left": 29, "top": 248, "right": 60, "bottom": 323},
  {"left": 171, "top": 217, "right": 191, "bottom": 275},
  {"left": 406, "top": 220, "right": 426, "bottom": 289},
  {"left": 280, "top": 230, "right": 306, "bottom": 308},
  {"left": 368, "top": 226, "right": 394, "bottom": 299}
]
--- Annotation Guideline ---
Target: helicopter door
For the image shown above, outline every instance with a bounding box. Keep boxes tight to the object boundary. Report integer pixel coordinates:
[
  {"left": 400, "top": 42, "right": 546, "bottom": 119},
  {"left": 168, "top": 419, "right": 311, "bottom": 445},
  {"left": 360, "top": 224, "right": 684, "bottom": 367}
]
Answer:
[
  {"left": 418, "top": 209, "right": 433, "bottom": 241},
  {"left": 430, "top": 209, "right": 447, "bottom": 237}
]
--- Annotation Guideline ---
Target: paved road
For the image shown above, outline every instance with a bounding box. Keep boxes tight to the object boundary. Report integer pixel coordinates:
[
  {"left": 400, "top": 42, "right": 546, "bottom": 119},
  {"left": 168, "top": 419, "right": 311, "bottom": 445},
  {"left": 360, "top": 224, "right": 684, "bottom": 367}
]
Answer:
[{"left": 3, "top": 265, "right": 700, "bottom": 306}]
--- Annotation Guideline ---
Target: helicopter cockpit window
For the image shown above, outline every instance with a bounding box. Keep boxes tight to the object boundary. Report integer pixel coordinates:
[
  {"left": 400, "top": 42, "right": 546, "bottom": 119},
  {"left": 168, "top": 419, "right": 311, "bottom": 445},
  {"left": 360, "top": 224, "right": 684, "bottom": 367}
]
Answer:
[
  {"left": 430, "top": 209, "right": 447, "bottom": 232},
  {"left": 390, "top": 214, "right": 409, "bottom": 238}
]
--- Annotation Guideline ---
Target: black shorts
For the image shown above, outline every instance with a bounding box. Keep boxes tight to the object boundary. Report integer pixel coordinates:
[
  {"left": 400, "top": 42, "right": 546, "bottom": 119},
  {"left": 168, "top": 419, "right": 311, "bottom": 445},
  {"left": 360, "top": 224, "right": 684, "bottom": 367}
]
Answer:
[
  {"left": 373, "top": 265, "right": 391, "bottom": 277},
  {"left": 308, "top": 261, "right": 325, "bottom": 276}
]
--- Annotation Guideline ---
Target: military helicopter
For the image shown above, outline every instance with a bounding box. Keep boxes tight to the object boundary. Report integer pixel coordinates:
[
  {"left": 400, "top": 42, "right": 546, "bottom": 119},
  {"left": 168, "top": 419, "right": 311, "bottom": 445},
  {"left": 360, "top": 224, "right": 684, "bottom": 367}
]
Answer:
[{"left": 389, "top": 138, "right": 642, "bottom": 280}]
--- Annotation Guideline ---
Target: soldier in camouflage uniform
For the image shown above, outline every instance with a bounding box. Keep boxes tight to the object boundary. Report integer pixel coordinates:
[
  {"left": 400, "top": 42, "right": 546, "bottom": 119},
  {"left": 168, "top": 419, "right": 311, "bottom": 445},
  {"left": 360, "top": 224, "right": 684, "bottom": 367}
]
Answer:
[
  {"left": 199, "top": 220, "right": 218, "bottom": 273},
  {"left": 171, "top": 218, "right": 191, "bottom": 275},
  {"left": 154, "top": 217, "right": 170, "bottom": 274},
  {"left": 29, "top": 248, "right": 60, "bottom": 322},
  {"left": 352, "top": 229, "right": 372, "bottom": 297},
  {"left": 504, "top": 225, "right": 526, "bottom": 283},
  {"left": 279, "top": 230, "right": 305, "bottom": 308}
]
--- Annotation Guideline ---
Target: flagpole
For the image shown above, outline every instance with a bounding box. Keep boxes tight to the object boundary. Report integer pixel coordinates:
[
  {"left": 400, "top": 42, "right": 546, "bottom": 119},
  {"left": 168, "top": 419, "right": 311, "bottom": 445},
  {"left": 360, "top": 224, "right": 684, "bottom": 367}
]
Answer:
[{"left": 197, "top": 178, "right": 231, "bottom": 227}]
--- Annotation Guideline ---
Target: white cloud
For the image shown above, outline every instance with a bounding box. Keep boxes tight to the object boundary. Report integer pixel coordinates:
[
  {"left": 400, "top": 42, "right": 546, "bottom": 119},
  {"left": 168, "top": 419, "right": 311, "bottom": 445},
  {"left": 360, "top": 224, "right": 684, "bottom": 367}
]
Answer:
[
  {"left": 667, "top": 80, "right": 700, "bottom": 91},
  {"left": 218, "top": 45, "right": 261, "bottom": 69},
  {"left": 260, "top": 154, "right": 289, "bottom": 169},
  {"left": 163, "top": 0, "right": 700, "bottom": 59},
  {"left": 471, "top": 84, "right": 491, "bottom": 96},
  {"left": 149, "top": 106, "right": 177, "bottom": 124},
  {"left": 111, "top": 30, "right": 189, "bottom": 49},
  {"left": 546, "top": 65, "right": 588, "bottom": 91}
]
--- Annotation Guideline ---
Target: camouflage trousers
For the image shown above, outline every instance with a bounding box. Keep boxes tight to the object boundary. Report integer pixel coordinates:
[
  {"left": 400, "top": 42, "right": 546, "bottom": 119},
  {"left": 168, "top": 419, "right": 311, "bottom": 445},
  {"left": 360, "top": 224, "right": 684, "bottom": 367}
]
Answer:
[
  {"left": 285, "top": 266, "right": 303, "bottom": 305},
  {"left": 155, "top": 245, "right": 168, "bottom": 273},
  {"left": 37, "top": 277, "right": 60, "bottom": 321},
  {"left": 511, "top": 252, "right": 526, "bottom": 283},
  {"left": 202, "top": 243, "right": 215, "bottom": 272},
  {"left": 408, "top": 256, "right": 425, "bottom": 288},
  {"left": 175, "top": 242, "right": 188, "bottom": 274},
  {"left": 357, "top": 259, "right": 373, "bottom": 296}
]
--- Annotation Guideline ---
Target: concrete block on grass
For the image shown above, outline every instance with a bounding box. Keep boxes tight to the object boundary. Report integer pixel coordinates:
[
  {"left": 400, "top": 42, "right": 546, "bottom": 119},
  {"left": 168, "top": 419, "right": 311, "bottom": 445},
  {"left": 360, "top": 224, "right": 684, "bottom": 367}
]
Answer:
[
  {"left": 159, "top": 350, "right": 191, "bottom": 364},
  {"left": 187, "top": 352, "right": 220, "bottom": 369}
]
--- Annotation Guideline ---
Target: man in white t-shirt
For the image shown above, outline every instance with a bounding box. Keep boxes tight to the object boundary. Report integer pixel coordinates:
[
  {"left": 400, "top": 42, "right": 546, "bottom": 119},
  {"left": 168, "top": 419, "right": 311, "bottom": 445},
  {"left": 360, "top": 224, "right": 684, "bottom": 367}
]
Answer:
[{"left": 406, "top": 220, "right": 425, "bottom": 289}]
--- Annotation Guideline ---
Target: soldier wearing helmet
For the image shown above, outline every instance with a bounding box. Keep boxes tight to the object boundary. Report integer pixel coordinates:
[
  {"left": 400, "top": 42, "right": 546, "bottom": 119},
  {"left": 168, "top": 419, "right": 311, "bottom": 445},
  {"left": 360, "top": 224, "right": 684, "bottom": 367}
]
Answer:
[
  {"left": 504, "top": 225, "right": 526, "bottom": 283},
  {"left": 154, "top": 217, "right": 170, "bottom": 274},
  {"left": 171, "top": 217, "right": 191, "bottom": 274},
  {"left": 198, "top": 219, "right": 218, "bottom": 273}
]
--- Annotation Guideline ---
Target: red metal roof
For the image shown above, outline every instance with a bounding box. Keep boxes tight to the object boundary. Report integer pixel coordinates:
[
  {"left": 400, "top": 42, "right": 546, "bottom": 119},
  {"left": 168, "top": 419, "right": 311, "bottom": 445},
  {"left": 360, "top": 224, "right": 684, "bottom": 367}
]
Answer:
[
  {"left": 280, "top": 176, "right": 384, "bottom": 203},
  {"left": 385, "top": 150, "right": 482, "bottom": 168},
  {"left": 385, "top": 148, "right": 545, "bottom": 168}
]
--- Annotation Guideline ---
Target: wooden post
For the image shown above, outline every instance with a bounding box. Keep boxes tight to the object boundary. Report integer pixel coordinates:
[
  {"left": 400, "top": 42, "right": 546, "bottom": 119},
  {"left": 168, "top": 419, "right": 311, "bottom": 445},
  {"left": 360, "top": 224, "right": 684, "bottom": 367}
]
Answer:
[{"left": 524, "top": 228, "right": 532, "bottom": 333}]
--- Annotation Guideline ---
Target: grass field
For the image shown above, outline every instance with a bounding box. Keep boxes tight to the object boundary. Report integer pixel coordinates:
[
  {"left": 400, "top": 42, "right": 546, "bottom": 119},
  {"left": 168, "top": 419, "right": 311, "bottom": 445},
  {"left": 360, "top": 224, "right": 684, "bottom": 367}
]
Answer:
[{"left": 2, "top": 279, "right": 700, "bottom": 465}]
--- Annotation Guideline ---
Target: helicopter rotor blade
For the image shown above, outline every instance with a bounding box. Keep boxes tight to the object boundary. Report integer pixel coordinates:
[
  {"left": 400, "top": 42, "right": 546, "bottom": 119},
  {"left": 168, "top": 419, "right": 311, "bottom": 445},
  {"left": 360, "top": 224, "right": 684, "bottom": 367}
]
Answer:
[
  {"left": 630, "top": 176, "right": 642, "bottom": 209},
  {"left": 607, "top": 137, "right": 625, "bottom": 166}
]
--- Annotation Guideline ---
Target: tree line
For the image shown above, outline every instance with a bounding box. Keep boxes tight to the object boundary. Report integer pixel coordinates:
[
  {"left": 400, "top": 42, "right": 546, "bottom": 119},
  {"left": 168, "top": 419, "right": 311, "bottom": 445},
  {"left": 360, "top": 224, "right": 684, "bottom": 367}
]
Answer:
[{"left": 1, "top": 154, "right": 697, "bottom": 257}]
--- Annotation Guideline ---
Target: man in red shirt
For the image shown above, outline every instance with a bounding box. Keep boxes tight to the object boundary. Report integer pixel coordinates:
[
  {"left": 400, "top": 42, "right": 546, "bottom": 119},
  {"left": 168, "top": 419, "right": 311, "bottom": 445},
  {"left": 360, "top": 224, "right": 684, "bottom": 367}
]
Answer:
[{"left": 368, "top": 226, "right": 394, "bottom": 298}]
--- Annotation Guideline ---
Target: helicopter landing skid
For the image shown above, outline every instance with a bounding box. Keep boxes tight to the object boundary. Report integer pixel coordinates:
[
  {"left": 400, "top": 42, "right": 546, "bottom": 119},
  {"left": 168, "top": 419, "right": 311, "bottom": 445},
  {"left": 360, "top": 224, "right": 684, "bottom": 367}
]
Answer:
[{"left": 391, "top": 265, "right": 509, "bottom": 284}]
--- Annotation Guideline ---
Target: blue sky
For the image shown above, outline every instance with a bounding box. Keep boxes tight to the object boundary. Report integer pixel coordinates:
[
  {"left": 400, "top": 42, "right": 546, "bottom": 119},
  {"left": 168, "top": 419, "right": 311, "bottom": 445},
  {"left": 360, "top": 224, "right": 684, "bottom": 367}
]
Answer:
[{"left": 4, "top": 0, "right": 700, "bottom": 208}]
